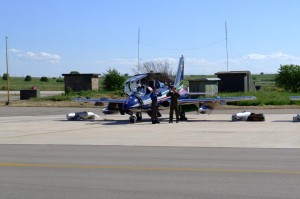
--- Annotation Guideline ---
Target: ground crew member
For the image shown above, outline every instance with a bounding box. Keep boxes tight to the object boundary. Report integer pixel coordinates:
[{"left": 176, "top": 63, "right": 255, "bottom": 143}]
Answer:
[
  {"left": 167, "top": 85, "right": 180, "bottom": 123},
  {"left": 150, "top": 88, "right": 161, "bottom": 124}
]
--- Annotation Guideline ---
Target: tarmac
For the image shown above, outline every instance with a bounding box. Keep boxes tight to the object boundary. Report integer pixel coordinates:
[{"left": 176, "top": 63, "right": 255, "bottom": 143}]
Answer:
[{"left": 0, "top": 106, "right": 299, "bottom": 148}]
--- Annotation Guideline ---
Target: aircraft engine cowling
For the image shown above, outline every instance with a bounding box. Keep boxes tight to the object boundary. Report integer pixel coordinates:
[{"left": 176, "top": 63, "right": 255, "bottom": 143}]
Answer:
[
  {"left": 198, "top": 105, "right": 213, "bottom": 114},
  {"left": 123, "top": 95, "right": 142, "bottom": 114}
]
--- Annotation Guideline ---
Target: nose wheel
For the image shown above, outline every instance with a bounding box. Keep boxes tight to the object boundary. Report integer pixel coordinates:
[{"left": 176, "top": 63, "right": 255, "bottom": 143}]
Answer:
[
  {"left": 129, "top": 115, "right": 137, "bottom": 123},
  {"left": 129, "top": 113, "right": 142, "bottom": 123}
]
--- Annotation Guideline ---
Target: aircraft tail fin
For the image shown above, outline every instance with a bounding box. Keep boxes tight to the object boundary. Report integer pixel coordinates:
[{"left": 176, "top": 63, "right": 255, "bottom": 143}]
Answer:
[{"left": 174, "top": 55, "right": 184, "bottom": 90}]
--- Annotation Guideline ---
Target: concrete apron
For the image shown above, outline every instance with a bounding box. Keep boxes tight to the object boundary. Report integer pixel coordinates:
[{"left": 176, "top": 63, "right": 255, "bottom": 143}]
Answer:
[{"left": 0, "top": 114, "right": 299, "bottom": 148}]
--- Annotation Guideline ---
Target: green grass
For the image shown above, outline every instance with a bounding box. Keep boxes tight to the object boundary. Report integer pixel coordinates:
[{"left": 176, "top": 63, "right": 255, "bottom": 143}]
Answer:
[
  {"left": 2, "top": 75, "right": 300, "bottom": 106},
  {"left": 220, "top": 91, "right": 300, "bottom": 106},
  {"left": 0, "top": 77, "right": 64, "bottom": 91}
]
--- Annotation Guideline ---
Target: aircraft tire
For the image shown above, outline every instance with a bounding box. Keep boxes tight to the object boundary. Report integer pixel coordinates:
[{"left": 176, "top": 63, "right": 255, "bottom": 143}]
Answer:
[{"left": 130, "top": 116, "right": 137, "bottom": 123}]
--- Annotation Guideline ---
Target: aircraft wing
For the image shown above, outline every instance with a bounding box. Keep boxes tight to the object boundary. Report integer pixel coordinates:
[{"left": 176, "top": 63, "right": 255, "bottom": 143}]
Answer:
[
  {"left": 74, "top": 97, "right": 126, "bottom": 104},
  {"left": 178, "top": 96, "right": 257, "bottom": 104},
  {"left": 290, "top": 96, "right": 300, "bottom": 101}
]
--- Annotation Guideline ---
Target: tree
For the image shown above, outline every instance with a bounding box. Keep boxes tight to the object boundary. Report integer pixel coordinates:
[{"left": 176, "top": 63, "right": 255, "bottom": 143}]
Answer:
[
  {"left": 275, "top": 64, "right": 300, "bottom": 92},
  {"left": 132, "top": 60, "right": 173, "bottom": 76},
  {"left": 24, "top": 75, "right": 32, "bottom": 81},
  {"left": 102, "top": 68, "right": 126, "bottom": 91},
  {"left": 70, "top": 71, "right": 80, "bottom": 74},
  {"left": 2, "top": 73, "right": 8, "bottom": 80},
  {"left": 40, "top": 76, "right": 49, "bottom": 82}
]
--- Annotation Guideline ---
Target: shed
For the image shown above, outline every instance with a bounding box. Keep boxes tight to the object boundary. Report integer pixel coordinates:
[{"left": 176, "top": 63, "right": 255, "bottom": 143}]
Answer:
[
  {"left": 62, "top": 73, "right": 100, "bottom": 92},
  {"left": 215, "top": 71, "right": 256, "bottom": 93},
  {"left": 188, "top": 78, "right": 220, "bottom": 98}
]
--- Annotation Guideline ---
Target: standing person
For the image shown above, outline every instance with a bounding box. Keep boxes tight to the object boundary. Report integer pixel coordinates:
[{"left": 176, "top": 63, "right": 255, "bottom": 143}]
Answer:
[
  {"left": 150, "top": 87, "right": 161, "bottom": 124},
  {"left": 167, "top": 85, "right": 180, "bottom": 123}
]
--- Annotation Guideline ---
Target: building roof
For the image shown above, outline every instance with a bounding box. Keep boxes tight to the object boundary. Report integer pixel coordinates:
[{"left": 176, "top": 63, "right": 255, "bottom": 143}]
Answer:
[
  {"left": 215, "top": 71, "right": 251, "bottom": 75},
  {"left": 62, "top": 73, "right": 100, "bottom": 77},
  {"left": 189, "top": 78, "right": 220, "bottom": 82}
]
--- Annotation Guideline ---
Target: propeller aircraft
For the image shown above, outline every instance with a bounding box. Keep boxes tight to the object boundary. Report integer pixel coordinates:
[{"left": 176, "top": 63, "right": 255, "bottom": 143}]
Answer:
[{"left": 75, "top": 55, "right": 256, "bottom": 123}]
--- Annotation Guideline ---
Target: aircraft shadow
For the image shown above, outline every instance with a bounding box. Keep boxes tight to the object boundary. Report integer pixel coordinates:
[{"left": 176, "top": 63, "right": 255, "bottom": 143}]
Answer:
[
  {"left": 57, "top": 118, "right": 232, "bottom": 125},
  {"left": 272, "top": 120, "right": 295, "bottom": 123}
]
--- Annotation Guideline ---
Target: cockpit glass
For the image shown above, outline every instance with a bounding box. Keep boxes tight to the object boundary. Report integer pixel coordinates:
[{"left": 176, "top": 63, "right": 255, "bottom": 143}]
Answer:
[{"left": 123, "top": 74, "right": 147, "bottom": 96}]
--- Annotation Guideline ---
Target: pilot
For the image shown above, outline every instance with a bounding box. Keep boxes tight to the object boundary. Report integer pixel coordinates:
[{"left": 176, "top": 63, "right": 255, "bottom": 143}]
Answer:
[
  {"left": 137, "top": 83, "right": 144, "bottom": 94},
  {"left": 167, "top": 85, "right": 180, "bottom": 123},
  {"left": 150, "top": 87, "right": 161, "bottom": 124}
]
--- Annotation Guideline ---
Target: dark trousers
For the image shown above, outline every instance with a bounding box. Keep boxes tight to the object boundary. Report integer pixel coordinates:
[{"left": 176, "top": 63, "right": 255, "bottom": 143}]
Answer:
[
  {"left": 151, "top": 102, "right": 158, "bottom": 122},
  {"left": 169, "top": 105, "right": 179, "bottom": 121}
]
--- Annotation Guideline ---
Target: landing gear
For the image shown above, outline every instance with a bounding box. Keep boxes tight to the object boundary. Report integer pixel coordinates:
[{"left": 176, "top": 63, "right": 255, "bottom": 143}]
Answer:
[
  {"left": 129, "top": 115, "right": 137, "bottom": 123},
  {"left": 179, "top": 107, "right": 187, "bottom": 121},
  {"left": 180, "top": 112, "right": 187, "bottom": 121},
  {"left": 129, "top": 113, "right": 142, "bottom": 123},
  {"left": 136, "top": 112, "right": 142, "bottom": 121}
]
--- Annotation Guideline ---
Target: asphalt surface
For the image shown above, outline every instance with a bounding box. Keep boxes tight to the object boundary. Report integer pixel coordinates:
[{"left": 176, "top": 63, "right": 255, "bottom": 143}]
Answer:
[{"left": 1, "top": 145, "right": 300, "bottom": 199}]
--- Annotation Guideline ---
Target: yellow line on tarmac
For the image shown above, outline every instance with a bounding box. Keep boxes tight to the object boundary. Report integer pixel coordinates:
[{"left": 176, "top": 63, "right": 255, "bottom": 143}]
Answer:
[{"left": 1, "top": 162, "right": 300, "bottom": 174}]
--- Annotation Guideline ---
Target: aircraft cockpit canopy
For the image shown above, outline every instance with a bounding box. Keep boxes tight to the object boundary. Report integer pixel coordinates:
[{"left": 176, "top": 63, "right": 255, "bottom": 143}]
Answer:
[{"left": 123, "top": 74, "right": 147, "bottom": 96}]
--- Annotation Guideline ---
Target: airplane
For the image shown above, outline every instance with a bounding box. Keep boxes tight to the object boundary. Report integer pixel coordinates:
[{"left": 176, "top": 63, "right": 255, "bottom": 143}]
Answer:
[{"left": 75, "top": 55, "right": 257, "bottom": 123}]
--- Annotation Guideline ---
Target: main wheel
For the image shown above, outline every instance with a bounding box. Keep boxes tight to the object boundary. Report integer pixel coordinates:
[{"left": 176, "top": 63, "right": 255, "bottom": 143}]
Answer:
[{"left": 136, "top": 112, "right": 142, "bottom": 121}]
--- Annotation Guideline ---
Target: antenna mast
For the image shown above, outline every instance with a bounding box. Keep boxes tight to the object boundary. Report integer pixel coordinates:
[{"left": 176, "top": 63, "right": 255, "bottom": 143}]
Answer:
[
  {"left": 5, "top": 36, "right": 10, "bottom": 105},
  {"left": 138, "top": 28, "right": 140, "bottom": 67},
  {"left": 225, "top": 21, "right": 229, "bottom": 71}
]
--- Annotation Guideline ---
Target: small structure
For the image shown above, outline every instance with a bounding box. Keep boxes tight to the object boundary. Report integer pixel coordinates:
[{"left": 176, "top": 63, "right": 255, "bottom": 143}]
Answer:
[
  {"left": 20, "top": 89, "right": 40, "bottom": 100},
  {"left": 215, "top": 71, "right": 256, "bottom": 93},
  {"left": 188, "top": 78, "right": 220, "bottom": 98},
  {"left": 62, "top": 73, "right": 100, "bottom": 92}
]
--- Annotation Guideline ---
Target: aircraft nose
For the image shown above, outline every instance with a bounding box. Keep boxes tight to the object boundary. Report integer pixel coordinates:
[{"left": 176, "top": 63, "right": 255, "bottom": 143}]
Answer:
[{"left": 123, "top": 96, "right": 138, "bottom": 112}]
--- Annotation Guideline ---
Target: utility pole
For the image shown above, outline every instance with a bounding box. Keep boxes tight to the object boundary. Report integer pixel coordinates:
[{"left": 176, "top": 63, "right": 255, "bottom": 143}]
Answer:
[
  {"left": 138, "top": 28, "right": 140, "bottom": 68},
  {"left": 225, "top": 21, "right": 229, "bottom": 72},
  {"left": 5, "top": 36, "right": 10, "bottom": 105}
]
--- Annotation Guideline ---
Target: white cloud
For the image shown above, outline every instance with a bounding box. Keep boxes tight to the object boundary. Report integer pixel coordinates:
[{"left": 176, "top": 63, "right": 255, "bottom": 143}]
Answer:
[
  {"left": 18, "top": 51, "right": 61, "bottom": 63},
  {"left": 9, "top": 48, "right": 22, "bottom": 53},
  {"left": 9, "top": 48, "right": 61, "bottom": 64},
  {"left": 91, "top": 52, "right": 300, "bottom": 76},
  {"left": 243, "top": 52, "right": 300, "bottom": 61}
]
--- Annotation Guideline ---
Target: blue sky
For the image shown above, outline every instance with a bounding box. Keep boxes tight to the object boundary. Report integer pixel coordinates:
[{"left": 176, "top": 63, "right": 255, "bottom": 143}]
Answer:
[{"left": 1, "top": 0, "right": 300, "bottom": 77}]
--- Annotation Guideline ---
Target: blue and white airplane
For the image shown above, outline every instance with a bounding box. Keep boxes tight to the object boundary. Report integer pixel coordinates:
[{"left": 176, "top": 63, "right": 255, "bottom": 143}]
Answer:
[{"left": 76, "top": 55, "right": 256, "bottom": 123}]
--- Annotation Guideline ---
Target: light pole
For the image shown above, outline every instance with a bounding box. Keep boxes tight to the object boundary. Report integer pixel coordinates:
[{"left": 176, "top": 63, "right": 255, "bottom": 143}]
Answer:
[{"left": 5, "top": 36, "right": 10, "bottom": 105}]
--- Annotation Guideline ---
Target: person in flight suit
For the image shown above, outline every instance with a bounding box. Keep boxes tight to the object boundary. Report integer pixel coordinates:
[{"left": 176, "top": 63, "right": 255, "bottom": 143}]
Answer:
[
  {"left": 150, "top": 87, "right": 161, "bottom": 124},
  {"left": 167, "top": 85, "right": 180, "bottom": 123}
]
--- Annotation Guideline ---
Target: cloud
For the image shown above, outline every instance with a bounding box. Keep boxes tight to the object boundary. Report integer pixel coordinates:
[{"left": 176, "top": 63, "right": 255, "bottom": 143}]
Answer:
[
  {"left": 17, "top": 51, "right": 61, "bottom": 63},
  {"left": 9, "top": 48, "right": 22, "bottom": 53},
  {"left": 91, "top": 52, "right": 300, "bottom": 76},
  {"left": 7, "top": 48, "right": 61, "bottom": 64},
  {"left": 243, "top": 52, "right": 300, "bottom": 61}
]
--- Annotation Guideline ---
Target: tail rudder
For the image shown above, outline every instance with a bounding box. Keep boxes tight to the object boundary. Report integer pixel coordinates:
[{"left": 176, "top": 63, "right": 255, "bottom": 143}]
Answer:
[{"left": 174, "top": 55, "right": 184, "bottom": 90}]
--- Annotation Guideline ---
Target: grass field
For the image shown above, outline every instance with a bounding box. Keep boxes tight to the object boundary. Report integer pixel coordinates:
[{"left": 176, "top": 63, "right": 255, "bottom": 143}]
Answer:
[
  {"left": 0, "top": 77, "right": 64, "bottom": 91},
  {"left": 1, "top": 74, "right": 300, "bottom": 106}
]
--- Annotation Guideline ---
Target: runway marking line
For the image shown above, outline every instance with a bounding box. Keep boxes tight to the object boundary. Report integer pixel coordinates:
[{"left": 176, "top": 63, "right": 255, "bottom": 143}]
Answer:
[{"left": 1, "top": 162, "right": 300, "bottom": 175}]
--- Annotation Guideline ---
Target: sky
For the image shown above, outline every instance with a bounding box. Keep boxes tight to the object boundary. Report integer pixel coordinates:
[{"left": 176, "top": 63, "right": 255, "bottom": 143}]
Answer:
[{"left": 0, "top": 0, "right": 300, "bottom": 77}]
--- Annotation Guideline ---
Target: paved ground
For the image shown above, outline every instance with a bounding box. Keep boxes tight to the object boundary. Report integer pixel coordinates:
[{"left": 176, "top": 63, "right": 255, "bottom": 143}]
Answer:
[{"left": 0, "top": 107, "right": 299, "bottom": 148}]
